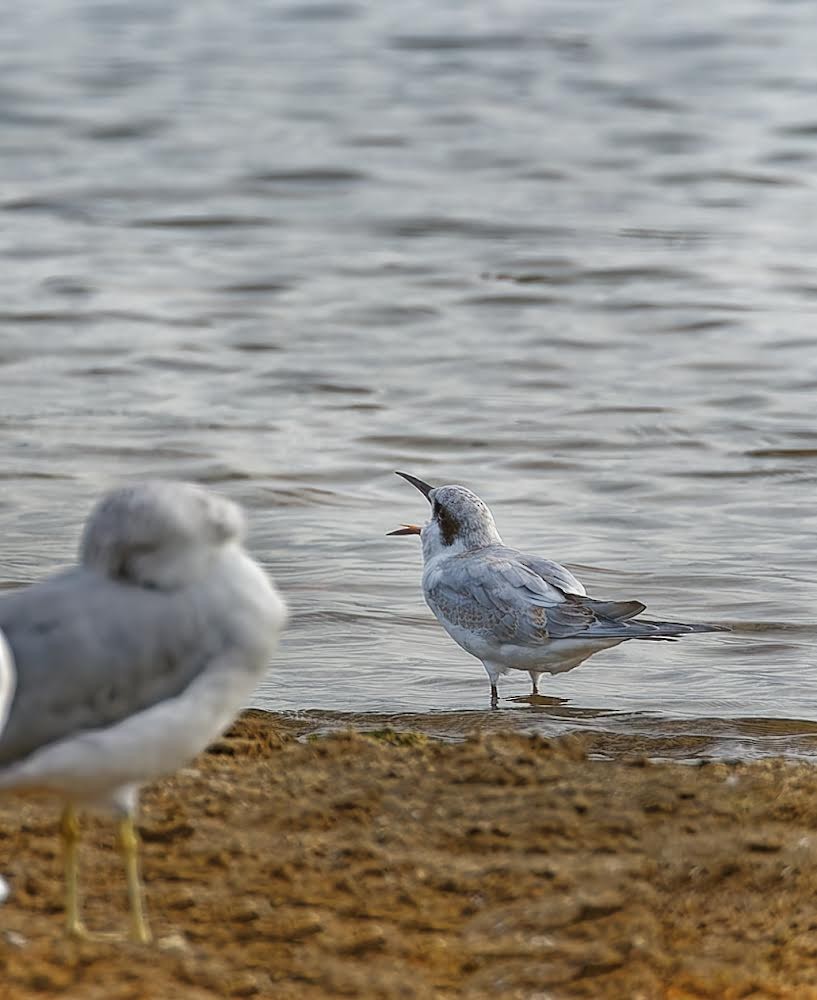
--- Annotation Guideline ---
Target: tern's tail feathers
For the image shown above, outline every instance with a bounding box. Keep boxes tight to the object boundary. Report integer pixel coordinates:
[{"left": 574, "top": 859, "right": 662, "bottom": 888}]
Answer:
[
  {"left": 581, "top": 598, "right": 646, "bottom": 621},
  {"left": 551, "top": 594, "right": 726, "bottom": 640},
  {"left": 595, "top": 617, "right": 727, "bottom": 639},
  {"left": 632, "top": 618, "right": 728, "bottom": 637}
]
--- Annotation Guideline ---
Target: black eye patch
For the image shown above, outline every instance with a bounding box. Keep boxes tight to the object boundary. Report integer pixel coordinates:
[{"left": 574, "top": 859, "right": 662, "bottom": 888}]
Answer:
[{"left": 436, "top": 503, "right": 460, "bottom": 546}]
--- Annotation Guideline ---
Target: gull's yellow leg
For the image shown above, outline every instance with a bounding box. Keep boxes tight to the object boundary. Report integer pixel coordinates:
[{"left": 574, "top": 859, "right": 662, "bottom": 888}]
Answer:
[
  {"left": 60, "top": 803, "right": 87, "bottom": 938},
  {"left": 118, "top": 815, "right": 151, "bottom": 944}
]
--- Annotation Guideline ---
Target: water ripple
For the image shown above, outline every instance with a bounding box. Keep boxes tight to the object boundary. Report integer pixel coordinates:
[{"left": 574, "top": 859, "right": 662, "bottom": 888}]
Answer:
[{"left": 0, "top": 0, "right": 815, "bottom": 752}]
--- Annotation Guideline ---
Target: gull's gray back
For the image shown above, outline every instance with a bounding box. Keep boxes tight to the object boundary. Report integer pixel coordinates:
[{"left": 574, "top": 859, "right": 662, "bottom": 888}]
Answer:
[{"left": 0, "top": 566, "right": 233, "bottom": 767}]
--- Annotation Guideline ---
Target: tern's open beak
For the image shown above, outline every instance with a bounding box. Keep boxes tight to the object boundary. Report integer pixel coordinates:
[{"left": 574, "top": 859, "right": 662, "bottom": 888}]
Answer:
[
  {"left": 395, "top": 471, "right": 434, "bottom": 499},
  {"left": 386, "top": 523, "right": 422, "bottom": 536}
]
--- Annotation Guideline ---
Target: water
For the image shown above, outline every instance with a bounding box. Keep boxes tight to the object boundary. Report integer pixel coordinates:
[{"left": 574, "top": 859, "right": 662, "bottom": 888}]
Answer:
[{"left": 1, "top": 1, "right": 817, "bottom": 756}]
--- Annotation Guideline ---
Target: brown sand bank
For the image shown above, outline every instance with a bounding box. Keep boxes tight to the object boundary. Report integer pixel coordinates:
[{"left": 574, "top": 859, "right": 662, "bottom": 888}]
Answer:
[{"left": 2, "top": 711, "right": 817, "bottom": 999}]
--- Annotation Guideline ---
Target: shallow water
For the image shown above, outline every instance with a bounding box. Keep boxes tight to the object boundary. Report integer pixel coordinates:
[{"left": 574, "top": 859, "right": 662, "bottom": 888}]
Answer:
[{"left": 1, "top": 1, "right": 817, "bottom": 757}]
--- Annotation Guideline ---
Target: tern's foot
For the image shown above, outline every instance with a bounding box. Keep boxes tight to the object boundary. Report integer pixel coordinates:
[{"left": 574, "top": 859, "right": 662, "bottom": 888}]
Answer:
[
  {"left": 490, "top": 683, "right": 499, "bottom": 709},
  {"left": 519, "top": 693, "right": 564, "bottom": 706}
]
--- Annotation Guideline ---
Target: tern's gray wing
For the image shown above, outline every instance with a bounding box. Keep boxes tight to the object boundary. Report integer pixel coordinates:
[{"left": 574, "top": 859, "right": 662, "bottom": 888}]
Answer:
[
  {"left": 425, "top": 553, "right": 575, "bottom": 644},
  {"left": 426, "top": 552, "right": 671, "bottom": 644},
  {"left": 0, "top": 567, "right": 227, "bottom": 769},
  {"left": 507, "top": 549, "right": 586, "bottom": 597}
]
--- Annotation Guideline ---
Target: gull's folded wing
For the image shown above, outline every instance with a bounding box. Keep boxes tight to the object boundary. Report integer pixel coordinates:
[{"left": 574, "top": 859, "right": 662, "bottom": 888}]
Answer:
[{"left": 0, "top": 568, "right": 220, "bottom": 769}]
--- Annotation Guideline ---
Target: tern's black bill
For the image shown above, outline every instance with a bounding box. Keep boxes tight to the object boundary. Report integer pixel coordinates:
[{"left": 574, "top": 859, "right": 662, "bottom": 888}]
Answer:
[
  {"left": 386, "top": 524, "right": 422, "bottom": 536},
  {"left": 395, "top": 471, "right": 434, "bottom": 500}
]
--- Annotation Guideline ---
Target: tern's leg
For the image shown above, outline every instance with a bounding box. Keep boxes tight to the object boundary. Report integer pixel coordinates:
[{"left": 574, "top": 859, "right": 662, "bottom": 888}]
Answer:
[
  {"left": 118, "top": 815, "right": 151, "bottom": 944},
  {"left": 483, "top": 662, "right": 500, "bottom": 709},
  {"left": 60, "top": 803, "right": 87, "bottom": 938},
  {"left": 529, "top": 672, "right": 539, "bottom": 696}
]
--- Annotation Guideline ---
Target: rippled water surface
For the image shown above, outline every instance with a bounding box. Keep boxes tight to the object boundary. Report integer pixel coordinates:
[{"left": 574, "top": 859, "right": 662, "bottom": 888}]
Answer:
[{"left": 2, "top": 1, "right": 817, "bottom": 756}]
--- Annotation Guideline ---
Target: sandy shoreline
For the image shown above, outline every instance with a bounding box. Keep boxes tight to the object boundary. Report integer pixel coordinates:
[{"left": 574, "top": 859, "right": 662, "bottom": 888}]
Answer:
[{"left": 2, "top": 710, "right": 817, "bottom": 998}]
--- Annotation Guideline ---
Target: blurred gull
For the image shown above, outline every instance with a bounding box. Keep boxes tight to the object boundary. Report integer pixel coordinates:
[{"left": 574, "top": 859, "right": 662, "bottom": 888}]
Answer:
[
  {"left": 0, "top": 481, "right": 287, "bottom": 941},
  {"left": 0, "top": 629, "right": 11, "bottom": 908},
  {"left": 0, "top": 625, "right": 13, "bottom": 740},
  {"left": 389, "top": 473, "right": 722, "bottom": 707}
]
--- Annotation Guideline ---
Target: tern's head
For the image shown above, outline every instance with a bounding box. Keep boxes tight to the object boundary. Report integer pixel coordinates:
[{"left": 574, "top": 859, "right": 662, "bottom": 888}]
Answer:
[{"left": 388, "top": 472, "right": 502, "bottom": 560}]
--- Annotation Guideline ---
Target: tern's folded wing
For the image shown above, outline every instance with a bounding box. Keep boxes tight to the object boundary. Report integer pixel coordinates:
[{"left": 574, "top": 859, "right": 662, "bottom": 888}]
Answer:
[
  {"left": 425, "top": 555, "right": 571, "bottom": 644},
  {"left": 426, "top": 555, "right": 653, "bottom": 643},
  {"left": 512, "top": 551, "right": 586, "bottom": 597}
]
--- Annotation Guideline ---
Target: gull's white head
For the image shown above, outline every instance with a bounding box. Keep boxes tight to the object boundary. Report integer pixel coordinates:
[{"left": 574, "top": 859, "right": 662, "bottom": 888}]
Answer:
[
  {"left": 388, "top": 472, "right": 502, "bottom": 561},
  {"left": 80, "top": 481, "right": 246, "bottom": 590}
]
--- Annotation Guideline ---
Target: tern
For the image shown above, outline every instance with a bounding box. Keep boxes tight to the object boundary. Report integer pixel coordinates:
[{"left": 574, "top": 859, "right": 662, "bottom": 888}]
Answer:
[{"left": 389, "top": 472, "right": 721, "bottom": 707}]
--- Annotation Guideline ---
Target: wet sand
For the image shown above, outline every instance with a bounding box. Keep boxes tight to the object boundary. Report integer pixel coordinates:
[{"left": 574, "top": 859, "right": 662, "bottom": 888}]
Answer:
[{"left": 3, "top": 711, "right": 817, "bottom": 999}]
